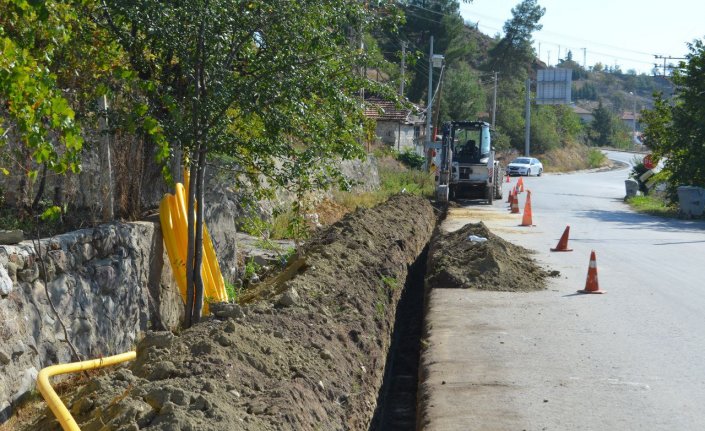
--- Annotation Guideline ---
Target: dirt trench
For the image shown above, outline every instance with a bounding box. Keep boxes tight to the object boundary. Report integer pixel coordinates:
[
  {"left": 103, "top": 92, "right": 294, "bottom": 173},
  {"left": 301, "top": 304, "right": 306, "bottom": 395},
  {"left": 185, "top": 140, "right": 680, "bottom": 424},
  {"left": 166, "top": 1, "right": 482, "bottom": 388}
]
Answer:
[
  {"left": 14, "top": 197, "right": 556, "bottom": 431},
  {"left": 17, "top": 194, "right": 436, "bottom": 431}
]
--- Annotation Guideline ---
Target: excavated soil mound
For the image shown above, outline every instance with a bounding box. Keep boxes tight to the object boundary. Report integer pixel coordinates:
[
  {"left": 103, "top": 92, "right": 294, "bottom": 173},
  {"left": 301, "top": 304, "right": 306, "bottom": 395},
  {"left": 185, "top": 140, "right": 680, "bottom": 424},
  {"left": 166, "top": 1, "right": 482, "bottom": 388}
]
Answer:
[
  {"left": 425, "top": 222, "right": 557, "bottom": 291},
  {"left": 17, "top": 194, "right": 435, "bottom": 431}
]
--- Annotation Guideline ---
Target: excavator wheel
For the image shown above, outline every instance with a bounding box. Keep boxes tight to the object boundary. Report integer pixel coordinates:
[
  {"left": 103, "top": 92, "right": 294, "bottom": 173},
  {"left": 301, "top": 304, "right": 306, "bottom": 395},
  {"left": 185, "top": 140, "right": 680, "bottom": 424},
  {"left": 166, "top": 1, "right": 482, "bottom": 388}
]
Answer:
[
  {"left": 493, "top": 167, "right": 503, "bottom": 200},
  {"left": 485, "top": 184, "right": 493, "bottom": 205}
]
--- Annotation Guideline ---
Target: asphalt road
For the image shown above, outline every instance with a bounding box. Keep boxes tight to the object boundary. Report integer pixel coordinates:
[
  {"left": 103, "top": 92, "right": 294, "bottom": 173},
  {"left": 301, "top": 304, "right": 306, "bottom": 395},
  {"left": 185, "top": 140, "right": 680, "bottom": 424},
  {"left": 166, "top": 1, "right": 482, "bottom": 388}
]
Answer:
[{"left": 420, "top": 151, "right": 705, "bottom": 430}]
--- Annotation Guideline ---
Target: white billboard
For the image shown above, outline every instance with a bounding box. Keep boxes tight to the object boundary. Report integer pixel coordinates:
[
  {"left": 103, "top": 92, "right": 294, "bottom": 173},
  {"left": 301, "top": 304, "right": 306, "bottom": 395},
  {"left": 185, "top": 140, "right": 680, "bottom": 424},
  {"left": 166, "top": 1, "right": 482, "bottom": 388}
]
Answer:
[{"left": 536, "top": 68, "right": 572, "bottom": 105}]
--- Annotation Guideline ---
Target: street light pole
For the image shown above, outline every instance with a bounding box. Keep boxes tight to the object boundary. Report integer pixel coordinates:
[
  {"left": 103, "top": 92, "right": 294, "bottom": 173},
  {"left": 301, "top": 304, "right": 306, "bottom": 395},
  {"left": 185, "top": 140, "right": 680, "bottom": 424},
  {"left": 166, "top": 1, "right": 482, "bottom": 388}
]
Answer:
[
  {"left": 426, "top": 36, "right": 434, "bottom": 147},
  {"left": 629, "top": 91, "right": 636, "bottom": 137}
]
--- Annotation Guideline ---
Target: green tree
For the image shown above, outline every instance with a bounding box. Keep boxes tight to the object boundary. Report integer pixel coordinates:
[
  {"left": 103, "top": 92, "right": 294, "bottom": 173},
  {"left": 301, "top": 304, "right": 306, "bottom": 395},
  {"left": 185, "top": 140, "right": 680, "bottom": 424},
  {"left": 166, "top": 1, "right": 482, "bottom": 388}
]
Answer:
[
  {"left": 100, "top": 0, "right": 392, "bottom": 326},
  {"left": 439, "top": 62, "right": 485, "bottom": 122},
  {"left": 399, "top": 1, "right": 466, "bottom": 103},
  {"left": 642, "top": 38, "right": 705, "bottom": 197},
  {"left": 0, "top": 1, "right": 85, "bottom": 195},
  {"left": 590, "top": 100, "right": 614, "bottom": 146},
  {"left": 486, "top": 0, "right": 545, "bottom": 77},
  {"left": 530, "top": 105, "right": 560, "bottom": 153}
]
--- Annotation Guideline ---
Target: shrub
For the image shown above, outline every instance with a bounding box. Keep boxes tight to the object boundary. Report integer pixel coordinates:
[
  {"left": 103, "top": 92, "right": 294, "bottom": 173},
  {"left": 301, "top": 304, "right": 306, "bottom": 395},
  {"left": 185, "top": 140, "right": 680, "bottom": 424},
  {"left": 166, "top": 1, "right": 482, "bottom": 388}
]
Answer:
[{"left": 396, "top": 149, "right": 425, "bottom": 170}]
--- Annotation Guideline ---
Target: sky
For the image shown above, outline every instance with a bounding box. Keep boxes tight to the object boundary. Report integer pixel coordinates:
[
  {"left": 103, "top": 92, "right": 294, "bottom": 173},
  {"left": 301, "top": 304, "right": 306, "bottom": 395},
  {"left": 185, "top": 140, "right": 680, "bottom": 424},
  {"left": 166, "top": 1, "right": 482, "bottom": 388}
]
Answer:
[{"left": 459, "top": 0, "right": 705, "bottom": 75}]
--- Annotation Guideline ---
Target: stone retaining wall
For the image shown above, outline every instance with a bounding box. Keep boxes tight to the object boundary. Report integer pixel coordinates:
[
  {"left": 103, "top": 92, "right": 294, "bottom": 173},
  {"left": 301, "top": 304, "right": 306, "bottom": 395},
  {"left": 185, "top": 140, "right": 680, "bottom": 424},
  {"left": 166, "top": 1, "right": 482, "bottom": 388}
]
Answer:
[{"left": 0, "top": 222, "right": 182, "bottom": 422}]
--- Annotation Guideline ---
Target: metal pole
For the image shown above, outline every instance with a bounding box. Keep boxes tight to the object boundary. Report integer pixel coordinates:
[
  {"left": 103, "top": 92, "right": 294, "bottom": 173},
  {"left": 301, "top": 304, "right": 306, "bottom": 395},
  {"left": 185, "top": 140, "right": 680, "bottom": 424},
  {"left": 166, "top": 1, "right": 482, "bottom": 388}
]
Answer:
[
  {"left": 425, "top": 35, "right": 434, "bottom": 146},
  {"left": 632, "top": 94, "right": 637, "bottom": 134},
  {"left": 98, "top": 95, "right": 114, "bottom": 221},
  {"left": 524, "top": 79, "right": 531, "bottom": 157},
  {"left": 399, "top": 41, "right": 406, "bottom": 97},
  {"left": 492, "top": 71, "right": 498, "bottom": 128}
]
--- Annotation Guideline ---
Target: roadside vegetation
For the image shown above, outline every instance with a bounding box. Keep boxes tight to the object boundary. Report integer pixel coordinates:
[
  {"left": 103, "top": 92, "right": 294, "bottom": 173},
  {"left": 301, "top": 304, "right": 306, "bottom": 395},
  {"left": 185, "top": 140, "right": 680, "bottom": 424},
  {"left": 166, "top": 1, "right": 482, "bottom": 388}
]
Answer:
[
  {"left": 626, "top": 195, "right": 678, "bottom": 218},
  {"left": 640, "top": 39, "right": 705, "bottom": 203}
]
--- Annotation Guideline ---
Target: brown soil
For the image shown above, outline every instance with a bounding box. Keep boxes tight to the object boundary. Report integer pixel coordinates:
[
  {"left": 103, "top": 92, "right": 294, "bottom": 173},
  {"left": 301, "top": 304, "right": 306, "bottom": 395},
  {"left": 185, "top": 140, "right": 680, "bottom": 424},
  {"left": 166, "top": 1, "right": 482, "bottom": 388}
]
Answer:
[
  {"left": 313, "top": 198, "right": 349, "bottom": 226},
  {"left": 425, "top": 222, "right": 558, "bottom": 291},
  {"left": 16, "top": 194, "right": 436, "bottom": 431}
]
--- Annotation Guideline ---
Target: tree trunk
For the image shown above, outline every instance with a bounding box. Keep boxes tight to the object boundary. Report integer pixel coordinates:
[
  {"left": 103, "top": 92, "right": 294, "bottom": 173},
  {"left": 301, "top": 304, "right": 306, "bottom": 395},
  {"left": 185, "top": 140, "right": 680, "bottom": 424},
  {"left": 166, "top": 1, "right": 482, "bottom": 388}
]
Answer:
[
  {"left": 31, "top": 164, "right": 48, "bottom": 210},
  {"left": 192, "top": 148, "right": 206, "bottom": 324},
  {"left": 185, "top": 158, "right": 197, "bottom": 328}
]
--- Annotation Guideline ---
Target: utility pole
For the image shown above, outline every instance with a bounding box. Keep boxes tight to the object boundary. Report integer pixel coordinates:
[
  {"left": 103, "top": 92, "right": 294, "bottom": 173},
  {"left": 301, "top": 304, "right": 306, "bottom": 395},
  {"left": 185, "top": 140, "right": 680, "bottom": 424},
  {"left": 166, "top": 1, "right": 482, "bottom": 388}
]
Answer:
[
  {"left": 654, "top": 55, "right": 686, "bottom": 76},
  {"left": 433, "top": 66, "right": 445, "bottom": 135},
  {"left": 558, "top": 45, "right": 561, "bottom": 62},
  {"left": 524, "top": 79, "right": 531, "bottom": 157},
  {"left": 98, "top": 95, "right": 114, "bottom": 221},
  {"left": 547, "top": 50, "right": 551, "bottom": 67},
  {"left": 425, "top": 35, "right": 434, "bottom": 146},
  {"left": 582, "top": 47, "right": 587, "bottom": 69},
  {"left": 399, "top": 41, "right": 406, "bottom": 97},
  {"left": 491, "top": 71, "right": 498, "bottom": 128}
]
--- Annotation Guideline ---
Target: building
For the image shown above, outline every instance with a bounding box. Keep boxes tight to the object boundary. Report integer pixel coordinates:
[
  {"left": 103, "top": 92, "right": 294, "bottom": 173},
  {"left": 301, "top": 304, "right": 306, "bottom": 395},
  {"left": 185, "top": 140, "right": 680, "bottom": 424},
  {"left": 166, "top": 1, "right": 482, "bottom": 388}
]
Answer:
[
  {"left": 571, "top": 105, "right": 594, "bottom": 124},
  {"left": 364, "top": 97, "right": 425, "bottom": 152},
  {"left": 620, "top": 111, "right": 641, "bottom": 131}
]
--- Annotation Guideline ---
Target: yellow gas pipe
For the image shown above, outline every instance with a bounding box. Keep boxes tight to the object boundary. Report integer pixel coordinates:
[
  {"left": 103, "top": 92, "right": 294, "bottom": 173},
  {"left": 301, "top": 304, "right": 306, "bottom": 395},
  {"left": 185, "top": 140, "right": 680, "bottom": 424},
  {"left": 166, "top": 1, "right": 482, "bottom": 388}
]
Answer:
[{"left": 36, "top": 351, "right": 137, "bottom": 431}]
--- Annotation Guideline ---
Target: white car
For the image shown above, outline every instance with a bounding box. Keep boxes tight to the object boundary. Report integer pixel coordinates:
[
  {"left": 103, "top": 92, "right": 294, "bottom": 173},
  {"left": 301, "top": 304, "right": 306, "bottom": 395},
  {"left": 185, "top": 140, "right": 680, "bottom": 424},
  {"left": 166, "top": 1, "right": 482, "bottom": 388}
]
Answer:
[{"left": 506, "top": 157, "right": 543, "bottom": 176}]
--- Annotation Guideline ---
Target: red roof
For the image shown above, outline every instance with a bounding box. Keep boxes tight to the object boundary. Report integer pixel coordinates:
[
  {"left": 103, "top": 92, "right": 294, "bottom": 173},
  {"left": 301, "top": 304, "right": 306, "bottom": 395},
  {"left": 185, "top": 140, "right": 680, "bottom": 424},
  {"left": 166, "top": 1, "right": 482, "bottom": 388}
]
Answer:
[{"left": 364, "top": 98, "right": 419, "bottom": 123}]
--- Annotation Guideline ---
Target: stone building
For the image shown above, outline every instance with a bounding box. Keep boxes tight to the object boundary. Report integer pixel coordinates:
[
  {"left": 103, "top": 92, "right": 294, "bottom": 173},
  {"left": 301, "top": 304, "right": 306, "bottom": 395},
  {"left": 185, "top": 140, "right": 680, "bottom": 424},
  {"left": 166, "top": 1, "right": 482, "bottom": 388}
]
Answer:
[{"left": 365, "top": 98, "right": 425, "bottom": 152}]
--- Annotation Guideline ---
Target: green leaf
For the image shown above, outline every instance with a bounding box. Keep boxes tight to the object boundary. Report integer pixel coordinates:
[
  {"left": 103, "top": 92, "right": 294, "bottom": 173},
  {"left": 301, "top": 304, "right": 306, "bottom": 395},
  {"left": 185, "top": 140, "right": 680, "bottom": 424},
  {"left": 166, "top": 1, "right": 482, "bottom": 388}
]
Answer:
[{"left": 40, "top": 206, "right": 62, "bottom": 221}]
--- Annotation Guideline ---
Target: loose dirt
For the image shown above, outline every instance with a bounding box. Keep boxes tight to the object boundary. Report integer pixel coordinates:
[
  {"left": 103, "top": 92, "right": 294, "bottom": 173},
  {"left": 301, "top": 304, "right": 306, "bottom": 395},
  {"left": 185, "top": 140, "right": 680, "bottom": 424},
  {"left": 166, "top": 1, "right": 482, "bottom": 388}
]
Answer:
[
  {"left": 15, "top": 194, "right": 436, "bottom": 431},
  {"left": 425, "top": 221, "right": 558, "bottom": 291}
]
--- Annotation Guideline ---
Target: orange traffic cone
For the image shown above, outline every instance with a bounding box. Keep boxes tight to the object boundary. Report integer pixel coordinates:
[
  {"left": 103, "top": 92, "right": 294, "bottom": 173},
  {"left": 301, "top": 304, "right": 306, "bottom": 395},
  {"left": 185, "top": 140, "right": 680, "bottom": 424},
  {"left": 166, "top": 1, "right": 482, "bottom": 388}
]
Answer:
[
  {"left": 505, "top": 173, "right": 511, "bottom": 183},
  {"left": 510, "top": 191, "right": 520, "bottom": 214},
  {"left": 517, "top": 177, "right": 524, "bottom": 193},
  {"left": 519, "top": 190, "right": 533, "bottom": 226},
  {"left": 578, "top": 250, "right": 605, "bottom": 294},
  {"left": 506, "top": 187, "right": 513, "bottom": 204},
  {"left": 551, "top": 225, "right": 573, "bottom": 252}
]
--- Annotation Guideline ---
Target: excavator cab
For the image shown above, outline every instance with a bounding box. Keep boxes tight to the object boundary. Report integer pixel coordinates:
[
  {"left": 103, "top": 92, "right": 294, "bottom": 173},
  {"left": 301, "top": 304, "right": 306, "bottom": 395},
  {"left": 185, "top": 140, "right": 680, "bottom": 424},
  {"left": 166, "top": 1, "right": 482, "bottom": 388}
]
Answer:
[{"left": 436, "top": 121, "right": 502, "bottom": 204}]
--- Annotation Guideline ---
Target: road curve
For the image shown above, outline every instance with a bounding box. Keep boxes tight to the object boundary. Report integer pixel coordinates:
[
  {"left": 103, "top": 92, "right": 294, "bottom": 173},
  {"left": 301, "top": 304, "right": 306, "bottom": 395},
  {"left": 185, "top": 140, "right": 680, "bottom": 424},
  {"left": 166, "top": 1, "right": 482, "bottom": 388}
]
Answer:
[{"left": 420, "top": 151, "right": 705, "bottom": 430}]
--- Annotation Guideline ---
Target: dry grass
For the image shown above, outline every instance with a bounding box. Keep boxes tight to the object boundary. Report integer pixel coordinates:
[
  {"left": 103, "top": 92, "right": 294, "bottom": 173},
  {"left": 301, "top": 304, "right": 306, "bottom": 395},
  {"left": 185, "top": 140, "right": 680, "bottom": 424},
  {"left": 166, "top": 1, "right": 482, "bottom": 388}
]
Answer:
[{"left": 538, "top": 145, "right": 608, "bottom": 173}]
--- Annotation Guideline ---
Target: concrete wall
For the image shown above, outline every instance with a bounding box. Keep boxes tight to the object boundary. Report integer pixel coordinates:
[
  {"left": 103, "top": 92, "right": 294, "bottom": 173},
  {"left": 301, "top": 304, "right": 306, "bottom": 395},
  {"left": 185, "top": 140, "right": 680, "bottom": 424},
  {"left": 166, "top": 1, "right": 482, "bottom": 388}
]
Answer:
[
  {"left": 375, "top": 122, "right": 418, "bottom": 152},
  {"left": 0, "top": 222, "right": 182, "bottom": 422}
]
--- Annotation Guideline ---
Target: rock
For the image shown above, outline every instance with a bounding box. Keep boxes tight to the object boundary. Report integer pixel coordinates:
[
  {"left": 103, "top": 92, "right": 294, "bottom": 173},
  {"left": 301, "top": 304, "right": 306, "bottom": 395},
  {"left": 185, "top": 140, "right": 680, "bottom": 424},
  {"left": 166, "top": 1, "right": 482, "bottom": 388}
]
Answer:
[
  {"left": 0, "top": 349, "right": 10, "bottom": 365},
  {"left": 147, "top": 361, "right": 177, "bottom": 381},
  {"left": 223, "top": 320, "right": 238, "bottom": 333},
  {"left": 277, "top": 288, "right": 300, "bottom": 307},
  {"left": 246, "top": 401, "right": 267, "bottom": 415},
  {"left": 95, "top": 265, "right": 118, "bottom": 294},
  {"left": 47, "top": 250, "right": 68, "bottom": 275},
  {"left": 138, "top": 331, "right": 175, "bottom": 351},
  {"left": 5, "top": 262, "right": 17, "bottom": 282},
  {"left": 215, "top": 334, "right": 232, "bottom": 347},
  {"left": 189, "top": 341, "right": 213, "bottom": 355},
  {"left": 317, "top": 380, "right": 325, "bottom": 391},
  {"left": 320, "top": 349, "right": 333, "bottom": 361},
  {"left": 160, "top": 401, "right": 177, "bottom": 415},
  {"left": 170, "top": 388, "right": 189, "bottom": 406},
  {"left": 18, "top": 266, "right": 39, "bottom": 283},
  {"left": 144, "top": 388, "right": 170, "bottom": 410},
  {"left": 190, "top": 395, "right": 212, "bottom": 411},
  {"left": 0, "top": 230, "right": 23, "bottom": 245},
  {"left": 229, "top": 390, "right": 241, "bottom": 398},
  {"left": 202, "top": 381, "right": 215, "bottom": 393},
  {"left": 0, "top": 265, "right": 12, "bottom": 296},
  {"left": 79, "top": 243, "right": 96, "bottom": 261},
  {"left": 210, "top": 302, "right": 245, "bottom": 319},
  {"left": 12, "top": 367, "right": 38, "bottom": 402}
]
